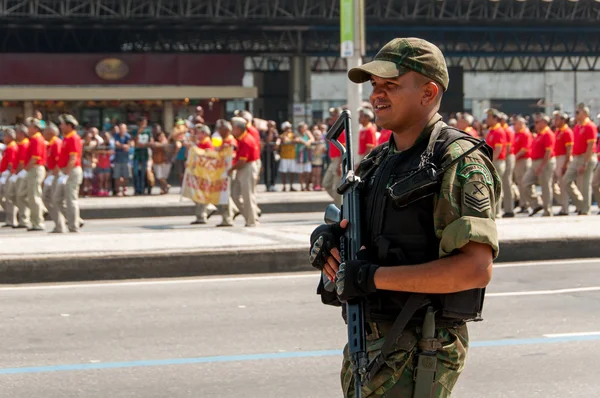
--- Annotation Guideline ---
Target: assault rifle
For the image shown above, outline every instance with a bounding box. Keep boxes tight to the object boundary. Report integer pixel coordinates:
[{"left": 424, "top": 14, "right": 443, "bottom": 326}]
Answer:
[{"left": 324, "top": 110, "right": 367, "bottom": 398}]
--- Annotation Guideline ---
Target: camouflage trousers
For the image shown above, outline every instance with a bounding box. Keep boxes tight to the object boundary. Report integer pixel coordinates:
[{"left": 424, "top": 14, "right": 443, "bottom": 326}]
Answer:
[{"left": 341, "top": 323, "right": 469, "bottom": 397}]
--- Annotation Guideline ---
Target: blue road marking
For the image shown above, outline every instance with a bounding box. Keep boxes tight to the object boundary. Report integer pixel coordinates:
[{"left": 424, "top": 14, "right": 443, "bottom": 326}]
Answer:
[{"left": 2, "top": 334, "right": 599, "bottom": 375}]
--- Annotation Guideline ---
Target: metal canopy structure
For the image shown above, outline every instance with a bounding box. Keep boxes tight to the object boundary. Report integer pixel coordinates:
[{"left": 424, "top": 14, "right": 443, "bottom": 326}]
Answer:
[{"left": 1, "top": 0, "right": 600, "bottom": 72}]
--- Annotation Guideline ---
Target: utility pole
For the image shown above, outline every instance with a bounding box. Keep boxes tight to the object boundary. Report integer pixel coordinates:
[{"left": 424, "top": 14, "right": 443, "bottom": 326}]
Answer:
[{"left": 341, "top": 0, "right": 365, "bottom": 158}]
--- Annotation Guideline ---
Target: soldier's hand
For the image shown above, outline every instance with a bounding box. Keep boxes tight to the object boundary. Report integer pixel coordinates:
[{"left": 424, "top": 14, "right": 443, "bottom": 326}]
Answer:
[
  {"left": 335, "top": 247, "right": 379, "bottom": 301},
  {"left": 309, "top": 219, "right": 348, "bottom": 282}
]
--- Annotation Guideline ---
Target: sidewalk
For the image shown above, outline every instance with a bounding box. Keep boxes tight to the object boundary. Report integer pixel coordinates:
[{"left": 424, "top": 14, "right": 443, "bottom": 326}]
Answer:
[{"left": 1, "top": 214, "right": 599, "bottom": 284}]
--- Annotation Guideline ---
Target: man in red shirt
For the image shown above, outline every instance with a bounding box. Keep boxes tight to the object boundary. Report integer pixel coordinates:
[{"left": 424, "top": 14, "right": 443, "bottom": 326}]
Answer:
[
  {"left": 191, "top": 124, "right": 218, "bottom": 225},
  {"left": 456, "top": 113, "right": 479, "bottom": 138},
  {"left": 240, "top": 111, "right": 263, "bottom": 190},
  {"left": 500, "top": 113, "right": 516, "bottom": 217},
  {"left": 42, "top": 122, "right": 63, "bottom": 231},
  {"left": 357, "top": 108, "right": 377, "bottom": 161},
  {"left": 24, "top": 117, "right": 47, "bottom": 231},
  {"left": 512, "top": 116, "right": 533, "bottom": 213},
  {"left": 563, "top": 103, "right": 598, "bottom": 215},
  {"left": 552, "top": 111, "right": 575, "bottom": 216},
  {"left": 485, "top": 108, "right": 507, "bottom": 217},
  {"left": 0, "top": 128, "right": 18, "bottom": 227},
  {"left": 229, "top": 117, "right": 260, "bottom": 227},
  {"left": 13, "top": 125, "right": 31, "bottom": 228},
  {"left": 322, "top": 109, "right": 345, "bottom": 207},
  {"left": 52, "top": 114, "right": 83, "bottom": 233},
  {"left": 522, "top": 114, "right": 556, "bottom": 217}
]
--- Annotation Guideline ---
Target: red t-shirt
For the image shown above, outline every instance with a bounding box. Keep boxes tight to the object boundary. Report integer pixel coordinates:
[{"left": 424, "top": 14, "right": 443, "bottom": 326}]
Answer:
[
  {"left": 531, "top": 127, "right": 555, "bottom": 160},
  {"left": 377, "top": 129, "right": 392, "bottom": 145},
  {"left": 464, "top": 126, "right": 478, "bottom": 138},
  {"left": 502, "top": 124, "right": 515, "bottom": 155},
  {"left": 573, "top": 119, "right": 598, "bottom": 156},
  {"left": 554, "top": 125, "right": 574, "bottom": 157},
  {"left": 27, "top": 133, "right": 47, "bottom": 166},
  {"left": 16, "top": 138, "right": 30, "bottom": 168},
  {"left": 247, "top": 124, "right": 261, "bottom": 150},
  {"left": 513, "top": 128, "right": 532, "bottom": 159},
  {"left": 46, "top": 136, "right": 62, "bottom": 170},
  {"left": 197, "top": 137, "right": 214, "bottom": 150},
  {"left": 58, "top": 130, "right": 82, "bottom": 168},
  {"left": 329, "top": 131, "right": 346, "bottom": 159},
  {"left": 358, "top": 124, "right": 377, "bottom": 155},
  {"left": 236, "top": 132, "right": 259, "bottom": 163},
  {"left": 0, "top": 141, "right": 17, "bottom": 173},
  {"left": 486, "top": 124, "right": 507, "bottom": 160}
]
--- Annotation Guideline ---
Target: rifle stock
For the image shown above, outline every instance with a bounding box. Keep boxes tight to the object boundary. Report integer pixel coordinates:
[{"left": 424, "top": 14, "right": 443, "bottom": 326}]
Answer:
[{"left": 325, "top": 110, "right": 367, "bottom": 398}]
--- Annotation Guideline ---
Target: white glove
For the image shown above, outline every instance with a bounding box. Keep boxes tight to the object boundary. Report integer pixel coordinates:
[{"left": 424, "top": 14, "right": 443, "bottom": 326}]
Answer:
[
  {"left": 17, "top": 169, "right": 27, "bottom": 179},
  {"left": 9, "top": 175, "right": 18, "bottom": 183},
  {"left": 44, "top": 175, "right": 55, "bottom": 186},
  {"left": 58, "top": 174, "right": 69, "bottom": 185},
  {"left": 0, "top": 176, "right": 6, "bottom": 185}
]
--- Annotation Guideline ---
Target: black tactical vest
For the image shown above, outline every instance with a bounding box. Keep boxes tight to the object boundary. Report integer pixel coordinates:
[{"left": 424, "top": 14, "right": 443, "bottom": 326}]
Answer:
[{"left": 356, "top": 122, "right": 492, "bottom": 323}]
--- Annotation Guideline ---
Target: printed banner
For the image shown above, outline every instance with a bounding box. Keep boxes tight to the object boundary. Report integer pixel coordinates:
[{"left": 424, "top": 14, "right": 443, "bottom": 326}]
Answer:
[
  {"left": 340, "top": 0, "right": 354, "bottom": 58},
  {"left": 181, "top": 146, "right": 233, "bottom": 205}
]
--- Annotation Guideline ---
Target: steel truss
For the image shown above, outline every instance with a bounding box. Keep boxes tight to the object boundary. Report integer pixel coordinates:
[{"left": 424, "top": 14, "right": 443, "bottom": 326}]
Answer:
[{"left": 1, "top": 0, "right": 600, "bottom": 22}]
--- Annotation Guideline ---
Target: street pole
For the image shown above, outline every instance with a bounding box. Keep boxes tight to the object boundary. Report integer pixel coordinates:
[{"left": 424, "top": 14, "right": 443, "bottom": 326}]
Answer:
[{"left": 341, "top": 0, "right": 365, "bottom": 162}]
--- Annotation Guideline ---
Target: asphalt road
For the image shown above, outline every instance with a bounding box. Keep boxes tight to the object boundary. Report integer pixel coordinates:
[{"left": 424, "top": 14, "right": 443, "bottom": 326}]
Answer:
[{"left": 1, "top": 258, "right": 600, "bottom": 397}]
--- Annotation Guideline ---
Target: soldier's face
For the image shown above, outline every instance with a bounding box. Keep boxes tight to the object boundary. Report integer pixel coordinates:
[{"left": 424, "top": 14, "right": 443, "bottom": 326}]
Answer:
[{"left": 369, "top": 73, "right": 423, "bottom": 131}]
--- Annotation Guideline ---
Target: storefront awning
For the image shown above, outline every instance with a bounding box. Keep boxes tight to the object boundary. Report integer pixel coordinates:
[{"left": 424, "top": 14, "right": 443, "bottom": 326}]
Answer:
[{"left": 0, "top": 85, "right": 257, "bottom": 101}]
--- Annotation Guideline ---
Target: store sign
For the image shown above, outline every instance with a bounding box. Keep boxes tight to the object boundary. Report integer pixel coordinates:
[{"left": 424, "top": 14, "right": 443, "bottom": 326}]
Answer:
[{"left": 95, "top": 58, "right": 129, "bottom": 81}]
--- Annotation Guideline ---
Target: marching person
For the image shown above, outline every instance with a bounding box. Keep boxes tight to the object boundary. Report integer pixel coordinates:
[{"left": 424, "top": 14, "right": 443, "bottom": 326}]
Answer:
[
  {"left": 512, "top": 116, "right": 533, "bottom": 213},
  {"left": 500, "top": 113, "right": 516, "bottom": 217},
  {"left": 214, "top": 120, "right": 239, "bottom": 227},
  {"left": 0, "top": 128, "right": 18, "bottom": 227},
  {"left": 553, "top": 111, "right": 575, "bottom": 216},
  {"left": 42, "top": 123, "right": 62, "bottom": 229},
  {"left": 13, "top": 125, "right": 30, "bottom": 229},
  {"left": 310, "top": 37, "right": 499, "bottom": 397},
  {"left": 563, "top": 103, "right": 598, "bottom": 215},
  {"left": 229, "top": 117, "right": 259, "bottom": 227},
  {"left": 523, "top": 114, "right": 556, "bottom": 217},
  {"left": 191, "top": 124, "right": 217, "bottom": 225},
  {"left": 485, "top": 108, "right": 507, "bottom": 218},
  {"left": 357, "top": 108, "right": 377, "bottom": 162},
  {"left": 52, "top": 114, "right": 83, "bottom": 233},
  {"left": 24, "top": 117, "right": 47, "bottom": 231}
]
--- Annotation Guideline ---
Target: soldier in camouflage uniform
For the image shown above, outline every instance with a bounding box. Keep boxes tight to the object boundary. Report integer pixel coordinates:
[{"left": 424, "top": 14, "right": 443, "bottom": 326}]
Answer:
[{"left": 309, "top": 38, "right": 500, "bottom": 397}]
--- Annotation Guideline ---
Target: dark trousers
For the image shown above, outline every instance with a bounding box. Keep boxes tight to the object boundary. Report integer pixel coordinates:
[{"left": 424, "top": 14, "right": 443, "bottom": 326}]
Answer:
[
  {"left": 262, "top": 149, "right": 278, "bottom": 189},
  {"left": 133, "top": 160, "right": 147, "bottom": 194}
]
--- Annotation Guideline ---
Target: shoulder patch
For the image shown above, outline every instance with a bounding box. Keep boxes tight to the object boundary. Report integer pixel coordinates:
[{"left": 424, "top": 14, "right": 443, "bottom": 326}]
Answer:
[
  {"left": 463, "top": 181, "right": 491, "bottom": 212},
  {"left": 457, "top": 162, "right": 492, "bottom": 185}
]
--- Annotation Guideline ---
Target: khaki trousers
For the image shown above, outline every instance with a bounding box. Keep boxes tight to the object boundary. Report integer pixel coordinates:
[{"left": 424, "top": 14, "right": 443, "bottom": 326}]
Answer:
[
  {"left": 232, "top": 162, "right": 257, "bottom": 227},
  {"left": 53, "top": 167, "right": 83, "bottom": 232},
  {"left": 523, "top": 158, "right": 556, "bottom": 216},
  {"left": 195, "top": 203, "right": 217, "bottom": 223},
  {"left": 502, "top": 154, "right": 515, "bottom": 213},
  {"left": 591, "top": 161, "right": 600, "bottom": 210},
  {"left": 217, "top": 175, "right": 238, "bottom": 225},
  {"left": 0, "top": 174, "right": 17, "bottom": 226},
  {"left": 323, "top": 157, "right": 342, "bottom": 208},
  {"left": 44, "top": 175, "right": 61, "bottom": 228},
  {"left": 15, "top": 173, "right": 30, "bottom": 227},
  {"left": 553, "top": 155, "right": 576, "bottom": 214},
  {"left": 514, "top": 158, "right": 533, "bottom": 209},
  {"left": 562, "top": 155, "right": 597, "bottom": 214},
  {"left": 492, "top": 159, "right": 506, "bottom": 217},
  {"left": 26, "top": 165, "right": 46, "bottom": 229},
  {"left": 3, "top": 176, "right": 18, "bottom": 226}
]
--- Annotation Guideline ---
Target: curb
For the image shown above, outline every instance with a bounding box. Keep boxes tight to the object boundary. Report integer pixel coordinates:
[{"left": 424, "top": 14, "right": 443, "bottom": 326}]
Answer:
[
  {"left": 0, "top": 200, "right": 331, "bottom": 220},
  {"left": 1, "top": 238, "right": 598, "bottom": 284}
]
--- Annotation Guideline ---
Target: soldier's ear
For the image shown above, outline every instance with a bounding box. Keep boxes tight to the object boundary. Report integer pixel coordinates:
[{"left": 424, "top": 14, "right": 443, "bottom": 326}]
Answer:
[{"left": 421, "top": 81, "right": 440, "bottom": 107}]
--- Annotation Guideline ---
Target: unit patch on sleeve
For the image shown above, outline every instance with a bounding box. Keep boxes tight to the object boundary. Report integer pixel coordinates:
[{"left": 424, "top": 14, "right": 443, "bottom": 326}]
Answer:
[{"left": 457, "top": 162, "right": 493, "bottom": 185}]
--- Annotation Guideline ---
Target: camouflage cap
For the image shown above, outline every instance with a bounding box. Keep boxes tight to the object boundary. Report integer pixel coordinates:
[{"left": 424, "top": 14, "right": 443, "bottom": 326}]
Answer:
[
  {"left": 58, "top": 114, "right": 79, "bottom": 127},
  {"left": 348, "top": 37, "right": 449, "bottom": 91}
]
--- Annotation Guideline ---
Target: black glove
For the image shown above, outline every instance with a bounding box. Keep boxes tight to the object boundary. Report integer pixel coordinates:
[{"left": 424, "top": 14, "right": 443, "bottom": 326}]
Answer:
[
  {"left": 309, "top": 223, "right": 344, "bottom": 270},
  {"left": 335, "top": 251, "right": 379, "bottom": 301}
]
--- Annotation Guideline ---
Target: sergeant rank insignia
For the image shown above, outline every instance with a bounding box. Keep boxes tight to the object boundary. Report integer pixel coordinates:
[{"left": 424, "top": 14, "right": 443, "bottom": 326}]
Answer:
[{"left": 463, "top": 181, "right": 491, "bottom": 213}]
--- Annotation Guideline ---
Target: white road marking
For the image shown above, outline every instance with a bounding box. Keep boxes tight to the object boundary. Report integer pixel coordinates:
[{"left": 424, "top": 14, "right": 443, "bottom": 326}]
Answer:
[
  {"left": 487, "top": 286, "right": 600, "bottom": 297},
  {"left": 0, "top": 258, "right": 598, "bottom": 292},
  {"left": 544, "top": 332, "right": 600, "bottom": 338}
]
